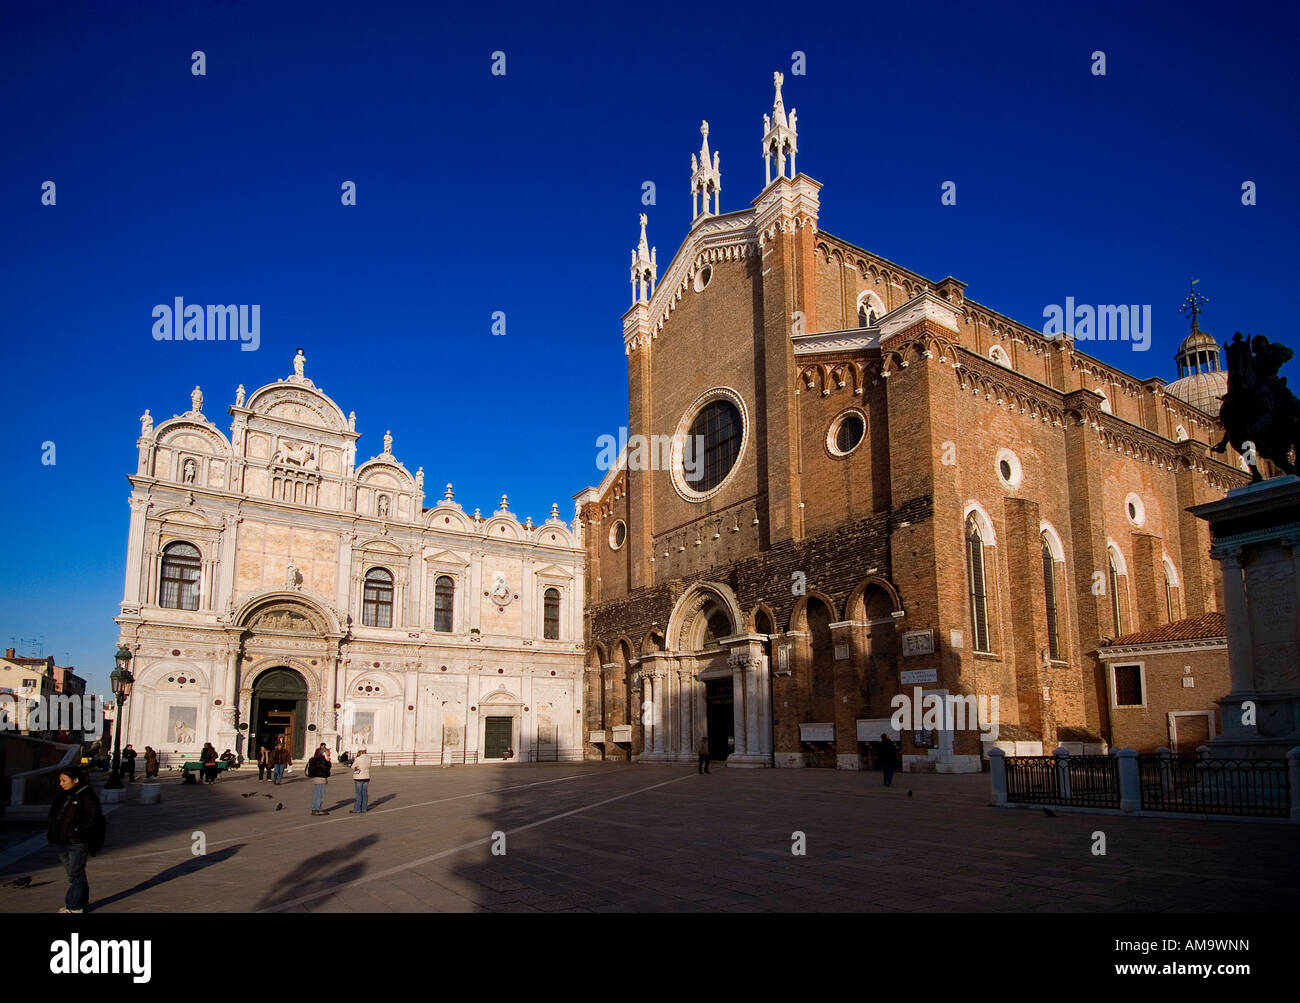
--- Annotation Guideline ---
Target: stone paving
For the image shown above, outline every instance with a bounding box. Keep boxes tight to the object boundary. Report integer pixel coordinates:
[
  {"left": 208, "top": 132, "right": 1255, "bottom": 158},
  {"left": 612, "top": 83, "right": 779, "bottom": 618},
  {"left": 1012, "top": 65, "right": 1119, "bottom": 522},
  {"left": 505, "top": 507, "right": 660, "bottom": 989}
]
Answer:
[{"left": 1, "top": 763, "right": 1297, "bottom": 912}]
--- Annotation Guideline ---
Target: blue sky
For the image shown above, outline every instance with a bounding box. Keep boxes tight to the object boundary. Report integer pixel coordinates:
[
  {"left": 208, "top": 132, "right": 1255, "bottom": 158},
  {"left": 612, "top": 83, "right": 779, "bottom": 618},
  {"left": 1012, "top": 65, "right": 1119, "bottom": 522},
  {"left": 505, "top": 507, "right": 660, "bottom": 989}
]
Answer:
[{"left": 2, "top": 0, "right": 1297, "bottom": 698}]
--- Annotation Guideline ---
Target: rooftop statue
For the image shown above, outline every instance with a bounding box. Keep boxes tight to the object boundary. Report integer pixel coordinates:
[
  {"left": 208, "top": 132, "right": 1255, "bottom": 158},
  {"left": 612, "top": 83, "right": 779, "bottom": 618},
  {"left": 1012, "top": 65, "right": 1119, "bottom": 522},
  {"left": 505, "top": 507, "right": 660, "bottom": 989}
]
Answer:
[{"left": 1211, "top": 332, "right": 1299, "bottom": 481}]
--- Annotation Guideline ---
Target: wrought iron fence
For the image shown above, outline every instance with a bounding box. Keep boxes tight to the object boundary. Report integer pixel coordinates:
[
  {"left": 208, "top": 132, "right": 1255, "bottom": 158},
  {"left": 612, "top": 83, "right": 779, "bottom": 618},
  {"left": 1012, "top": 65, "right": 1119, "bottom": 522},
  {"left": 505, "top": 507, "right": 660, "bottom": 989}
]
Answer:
[
  {"left": 1138, "top": 755, "right": 1290, "bottom": 818},
  {"left": 1005, "top": 755, "right": 1120, "bottom": 809}
]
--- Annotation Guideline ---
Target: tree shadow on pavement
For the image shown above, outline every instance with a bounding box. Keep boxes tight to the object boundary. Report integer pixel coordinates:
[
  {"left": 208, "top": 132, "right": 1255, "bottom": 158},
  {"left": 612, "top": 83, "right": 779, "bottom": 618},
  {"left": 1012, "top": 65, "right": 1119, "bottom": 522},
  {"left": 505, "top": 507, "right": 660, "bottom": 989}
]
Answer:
[
  {"left": 91, "top": 844, "right": 246, "bottom": 910},
  {"left": 254, "top": 834, "right": 377, "bottom": 911}
]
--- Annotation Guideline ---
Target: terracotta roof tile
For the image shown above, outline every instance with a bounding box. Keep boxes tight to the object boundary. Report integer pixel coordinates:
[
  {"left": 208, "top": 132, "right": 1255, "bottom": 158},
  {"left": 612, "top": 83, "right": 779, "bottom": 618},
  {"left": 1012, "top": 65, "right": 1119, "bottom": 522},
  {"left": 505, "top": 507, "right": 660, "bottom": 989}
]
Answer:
[{"left": 1108, "top": 612, "right": 1226, "bottom": 647}]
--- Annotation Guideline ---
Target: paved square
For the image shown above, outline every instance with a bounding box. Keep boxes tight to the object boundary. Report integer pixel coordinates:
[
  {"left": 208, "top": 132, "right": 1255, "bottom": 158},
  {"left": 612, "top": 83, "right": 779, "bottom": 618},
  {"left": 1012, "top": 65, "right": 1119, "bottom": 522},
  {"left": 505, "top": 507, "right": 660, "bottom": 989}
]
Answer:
[{"left": 2, "top": 763, "right": 1297, "bottom": 912}]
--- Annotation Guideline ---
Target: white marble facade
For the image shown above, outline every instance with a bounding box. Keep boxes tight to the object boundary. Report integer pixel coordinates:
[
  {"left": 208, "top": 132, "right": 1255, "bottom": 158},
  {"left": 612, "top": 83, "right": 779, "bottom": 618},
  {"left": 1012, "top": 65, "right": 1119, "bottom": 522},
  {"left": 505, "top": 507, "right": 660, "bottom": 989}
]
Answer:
[{"left": 115, "top": 353, "right": 586, "bottom": 766}]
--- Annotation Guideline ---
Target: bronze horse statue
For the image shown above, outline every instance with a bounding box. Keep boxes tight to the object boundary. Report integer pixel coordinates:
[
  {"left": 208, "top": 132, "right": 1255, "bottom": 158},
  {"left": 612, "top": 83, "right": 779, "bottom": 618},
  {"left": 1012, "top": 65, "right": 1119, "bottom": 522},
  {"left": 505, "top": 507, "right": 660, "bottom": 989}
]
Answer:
[{"left": 1211, "top": 332, "right": 1299, "bottom": 481}]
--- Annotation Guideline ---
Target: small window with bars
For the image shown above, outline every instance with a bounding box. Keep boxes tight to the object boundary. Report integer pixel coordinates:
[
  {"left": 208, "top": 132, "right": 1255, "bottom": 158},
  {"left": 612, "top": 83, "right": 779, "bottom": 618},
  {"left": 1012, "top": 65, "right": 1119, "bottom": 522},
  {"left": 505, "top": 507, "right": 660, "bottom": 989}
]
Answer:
[{"left": 1113, "top": 664, "right": 1144, "bottom": 707}]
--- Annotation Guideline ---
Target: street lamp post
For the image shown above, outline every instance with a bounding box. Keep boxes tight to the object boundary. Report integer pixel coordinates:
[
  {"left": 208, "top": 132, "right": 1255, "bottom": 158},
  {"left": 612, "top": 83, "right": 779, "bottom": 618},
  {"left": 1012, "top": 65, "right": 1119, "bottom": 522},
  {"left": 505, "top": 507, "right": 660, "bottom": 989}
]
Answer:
[{"left": 105, "top": 646, "right": 134, "bottom": 790}]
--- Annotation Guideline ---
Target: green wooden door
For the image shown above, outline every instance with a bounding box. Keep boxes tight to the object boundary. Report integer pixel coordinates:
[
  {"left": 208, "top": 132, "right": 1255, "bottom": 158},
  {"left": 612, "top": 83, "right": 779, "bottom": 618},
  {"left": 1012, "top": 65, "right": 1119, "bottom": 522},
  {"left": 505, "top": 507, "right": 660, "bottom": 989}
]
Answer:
[{"left": 484, "top": 717, "right": 512, "bottom": 759}]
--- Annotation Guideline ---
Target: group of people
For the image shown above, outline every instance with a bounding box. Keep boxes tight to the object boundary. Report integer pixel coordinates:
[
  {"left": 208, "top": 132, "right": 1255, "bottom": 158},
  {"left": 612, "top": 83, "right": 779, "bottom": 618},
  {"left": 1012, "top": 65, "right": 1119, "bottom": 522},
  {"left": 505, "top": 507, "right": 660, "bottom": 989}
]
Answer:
[
  {"left": 255, "top": 737, "right": 294, "bottom": 783},
  {"left": 250, "top": 738, "right": 371, "bottom": 814},
  {"left": 305, "top": 743, "right": 372, "bottom": 815}
]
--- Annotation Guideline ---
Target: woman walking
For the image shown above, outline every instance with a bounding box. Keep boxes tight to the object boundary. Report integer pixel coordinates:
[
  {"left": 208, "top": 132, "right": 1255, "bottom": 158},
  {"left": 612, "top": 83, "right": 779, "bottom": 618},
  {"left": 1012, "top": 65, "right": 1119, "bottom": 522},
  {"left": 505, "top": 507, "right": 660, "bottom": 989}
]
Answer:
[
  {"left": 307, "top": 744, "right": 331, "bottom": 815},
  {"left": 257, "top": 742, "right": 271, "bottom": 781},
  {"left": 271, "top": 738, "right": 291, "bottom": 784},
  {"left": 143, "top": 746, "right": 159, "bottom": 779},
  {"left": 350, "top": 747, "right": 371, "bottom": 814}
]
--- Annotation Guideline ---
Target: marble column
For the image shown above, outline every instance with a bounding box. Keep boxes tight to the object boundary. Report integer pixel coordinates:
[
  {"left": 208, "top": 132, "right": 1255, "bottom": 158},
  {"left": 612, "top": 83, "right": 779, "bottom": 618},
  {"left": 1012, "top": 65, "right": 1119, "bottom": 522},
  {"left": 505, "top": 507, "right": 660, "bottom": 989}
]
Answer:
[{"left": 1215, "top": 548, "right": 1253, "bottom": 696}]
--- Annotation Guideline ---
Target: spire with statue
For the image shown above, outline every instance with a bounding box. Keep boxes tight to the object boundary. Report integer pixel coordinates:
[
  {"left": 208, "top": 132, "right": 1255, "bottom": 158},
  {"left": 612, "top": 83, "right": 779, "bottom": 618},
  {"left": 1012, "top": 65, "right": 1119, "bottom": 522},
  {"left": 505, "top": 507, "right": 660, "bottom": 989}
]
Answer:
[
  {"left": 691, "top": 120, "right": 721, "bottom": 220},
  {"left": 630, "top": 213, "right": 657, "bottom": 305}
]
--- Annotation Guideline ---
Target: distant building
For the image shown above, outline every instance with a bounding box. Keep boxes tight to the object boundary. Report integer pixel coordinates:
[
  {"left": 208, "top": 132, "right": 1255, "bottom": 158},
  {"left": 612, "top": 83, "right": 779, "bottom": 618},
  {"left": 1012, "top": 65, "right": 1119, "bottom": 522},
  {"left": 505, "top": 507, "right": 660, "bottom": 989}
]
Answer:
[
  {"left": 115, "top": 353, "right": 586, "bottom": 766},
  {"left": 0, "top": 648, "right": 56, "bottom": 736}
]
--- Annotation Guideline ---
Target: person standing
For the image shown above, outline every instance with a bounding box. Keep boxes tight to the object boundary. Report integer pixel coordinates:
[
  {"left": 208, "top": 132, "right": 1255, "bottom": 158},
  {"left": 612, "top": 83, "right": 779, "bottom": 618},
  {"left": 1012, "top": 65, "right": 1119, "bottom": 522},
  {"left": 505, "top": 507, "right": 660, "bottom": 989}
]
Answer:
[
  {"left": 697, "top": 735, "right": 710, "bottom": 774},
  {"left": 350, "top": 747, "right": 371, "bottom": 814},
  {"left": 46, "top": 768, "right": 104, "bottom": 914},
  {"left": 257, "top": 742, "right": 271, "bottom": 782},
  {"left": 143, "top": 746, "right": 159, "bottom": 779},
  {"left": 307, "top": 744, "right": 331, "bottom": 815},
  {"left": 200, "top": 742, "right": 219, "bottom": 784},
  {"left": 121, "top": 745, "right": 137, "bottom": 783},
  {"left": 878, "top": 733, "right": 898, "bottom": 787},
  {"left": 271, "top": 738, "right": 291, "bottom": 784}
]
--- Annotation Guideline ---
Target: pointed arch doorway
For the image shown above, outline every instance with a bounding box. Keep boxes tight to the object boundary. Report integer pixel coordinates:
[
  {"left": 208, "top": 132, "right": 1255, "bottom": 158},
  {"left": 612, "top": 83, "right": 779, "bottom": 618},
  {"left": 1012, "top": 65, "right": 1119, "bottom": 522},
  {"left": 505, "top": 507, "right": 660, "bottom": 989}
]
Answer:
[{"left": 251, "top": 668, "right": 308, "bottom": 760}]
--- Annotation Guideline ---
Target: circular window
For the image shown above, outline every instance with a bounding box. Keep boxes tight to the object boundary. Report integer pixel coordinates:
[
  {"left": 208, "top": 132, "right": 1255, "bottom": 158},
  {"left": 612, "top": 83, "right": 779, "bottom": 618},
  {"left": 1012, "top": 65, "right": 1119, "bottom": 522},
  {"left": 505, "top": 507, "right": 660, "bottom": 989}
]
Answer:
[
  {"left": 693, "top": 264, "right": 712, "bottom": 292},
  {"left": 609, "top": 520, "right": 627, "bottom": 550},
  {"left": 827, "top": 410, "right": 866, "bottom": 456},
  {"left": 995, "top": 448, "right": 1023, "bottom": 489},
  {"left": 671, "top": 388, "right": 748, "bottom": 501},
  {"left": 1125, "top": 493, "right": 1146, "bottom": 527}
]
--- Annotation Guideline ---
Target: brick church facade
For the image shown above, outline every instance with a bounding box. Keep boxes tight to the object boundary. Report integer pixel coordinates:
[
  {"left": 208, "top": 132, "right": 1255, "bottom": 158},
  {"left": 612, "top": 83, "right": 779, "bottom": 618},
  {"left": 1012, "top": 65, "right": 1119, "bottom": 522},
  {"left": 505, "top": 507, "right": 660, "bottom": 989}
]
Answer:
[{"left": 574, "top": 73, "right": 1247, "bottom": 771}]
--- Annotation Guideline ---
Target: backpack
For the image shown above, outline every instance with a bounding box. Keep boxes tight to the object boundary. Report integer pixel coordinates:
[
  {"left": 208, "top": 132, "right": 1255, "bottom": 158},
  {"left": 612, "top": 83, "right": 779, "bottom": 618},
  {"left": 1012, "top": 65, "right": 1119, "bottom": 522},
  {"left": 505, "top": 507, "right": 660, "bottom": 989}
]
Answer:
[{"left": 85, "top": 808, "right": 107, "bottom": 856}]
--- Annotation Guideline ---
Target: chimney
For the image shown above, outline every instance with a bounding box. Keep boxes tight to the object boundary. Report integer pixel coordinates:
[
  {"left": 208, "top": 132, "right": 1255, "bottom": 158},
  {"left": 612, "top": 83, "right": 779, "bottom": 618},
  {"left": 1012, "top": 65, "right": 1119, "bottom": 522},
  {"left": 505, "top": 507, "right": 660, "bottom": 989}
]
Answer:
[{"left": 4, "top": 647, "right": 13, "bottom": 659}]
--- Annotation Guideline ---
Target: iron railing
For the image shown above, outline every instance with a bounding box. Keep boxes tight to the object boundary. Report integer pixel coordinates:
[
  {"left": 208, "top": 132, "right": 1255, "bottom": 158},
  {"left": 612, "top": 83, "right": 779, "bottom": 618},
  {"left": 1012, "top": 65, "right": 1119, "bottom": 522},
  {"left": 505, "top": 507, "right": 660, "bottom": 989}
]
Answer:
[
  {"left": 1138, "top": 754, "right": 1290, "bottom": 818},
  {"left": 1005, "top": 755, "right": 1120, "bottom": 809}
]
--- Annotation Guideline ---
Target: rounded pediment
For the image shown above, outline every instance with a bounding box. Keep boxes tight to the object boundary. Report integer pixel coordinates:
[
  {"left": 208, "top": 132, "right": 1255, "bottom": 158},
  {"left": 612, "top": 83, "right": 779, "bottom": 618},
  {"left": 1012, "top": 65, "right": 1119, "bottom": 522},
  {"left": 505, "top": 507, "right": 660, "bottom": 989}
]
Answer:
[
  {"left": 154, "top": 417, "right": 231, "bottom": 455},
  {"left": 245, "top": 381, "right": 349, "bottom": 432},
  {"left": 234, "top": 591, "right": 343, "bottom": 636},
  {"left": 483, "top": 516, "right": 522, "bottom": 541},
  {"left": 356, "top": 458, "right": 416, "bottom": 492},
  {"left": 424, "top": 505, "right": 472, "bottom": 532}
]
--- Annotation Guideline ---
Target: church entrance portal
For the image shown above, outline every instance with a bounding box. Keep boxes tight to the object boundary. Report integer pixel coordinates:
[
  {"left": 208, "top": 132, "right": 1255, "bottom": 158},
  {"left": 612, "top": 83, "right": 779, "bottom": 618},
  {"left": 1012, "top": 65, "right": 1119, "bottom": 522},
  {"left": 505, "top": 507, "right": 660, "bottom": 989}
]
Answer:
[
  {"left": 705, "top": 678, "right": 734, "bottom": 761},
  {"left": 251, "top": 668, "right": 308, "bottom": 760}
]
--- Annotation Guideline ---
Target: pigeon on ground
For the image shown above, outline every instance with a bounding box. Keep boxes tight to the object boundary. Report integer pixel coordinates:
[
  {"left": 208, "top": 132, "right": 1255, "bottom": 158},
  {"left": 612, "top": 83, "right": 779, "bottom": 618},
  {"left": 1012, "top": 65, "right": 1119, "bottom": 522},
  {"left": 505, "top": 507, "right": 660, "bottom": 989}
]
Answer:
[
  {"left": 275, "top": 803, "right": 284, "bottom": 811},
  {"left": 5, "top": 876, "right": 32, "bottom": 888},
  {"left": 241, "top": 792, "right": 257, "bottom": 798},
  {"left": 263, "top": 794, "right": 273, "bottom": 798},
  {"left": 1043, "top": 807, "right": 1056, "bottom": 817}
]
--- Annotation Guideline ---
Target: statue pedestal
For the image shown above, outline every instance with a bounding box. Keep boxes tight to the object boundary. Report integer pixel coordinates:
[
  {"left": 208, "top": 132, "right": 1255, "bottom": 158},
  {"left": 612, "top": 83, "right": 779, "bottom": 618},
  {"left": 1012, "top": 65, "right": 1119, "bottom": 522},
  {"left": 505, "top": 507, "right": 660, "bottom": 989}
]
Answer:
[{"left": 1190, "top": 476, "right": 1300, "bottom": 758}]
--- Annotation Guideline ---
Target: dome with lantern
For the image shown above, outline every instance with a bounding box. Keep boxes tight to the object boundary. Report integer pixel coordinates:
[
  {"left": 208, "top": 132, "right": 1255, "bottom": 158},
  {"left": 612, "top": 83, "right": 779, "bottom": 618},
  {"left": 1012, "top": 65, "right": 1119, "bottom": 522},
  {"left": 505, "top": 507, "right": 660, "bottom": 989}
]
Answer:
[{"left": 1164, "top": 285, "right": 1227, "bottom": 416}]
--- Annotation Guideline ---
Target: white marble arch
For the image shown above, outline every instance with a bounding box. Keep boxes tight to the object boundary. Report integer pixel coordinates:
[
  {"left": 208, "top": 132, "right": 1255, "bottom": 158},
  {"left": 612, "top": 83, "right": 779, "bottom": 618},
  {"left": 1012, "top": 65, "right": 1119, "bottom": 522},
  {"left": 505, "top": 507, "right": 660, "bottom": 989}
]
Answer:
[
  {"left": 666, "top": 580, "right": 746, "bottom": 652},
  {"left": 631, "top": 582, "right": 773, "bottom": 768}
]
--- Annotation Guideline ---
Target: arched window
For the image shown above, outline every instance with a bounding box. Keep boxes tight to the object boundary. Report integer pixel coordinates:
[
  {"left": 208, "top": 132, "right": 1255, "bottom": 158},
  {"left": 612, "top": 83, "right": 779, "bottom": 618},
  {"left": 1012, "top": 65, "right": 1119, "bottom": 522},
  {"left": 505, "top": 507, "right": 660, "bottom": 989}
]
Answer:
[
  {"left": 363, "top": 568, "right": 394, "bottom": 628},
  {"left": 159, "top": 541, "right": 201, "bottom": 610},
  {"left": 858, "top": 305, "right": 878, "bottom": 327},
  {"left": 543, "top": 587, "right": 561, "bottom": 639},
  {"left": 807, "top": 597, "right": 835, "bottom": 721},
  {"left": 1108, "top": 548, "right": 1126, "bottom": 636},
  {"left": 1163, "top": 559, "right": 1179, "bottom": 624},
  {"left": 966, "top": 514, "right": 991, "bottom": 652},
  {"left": 433, "top": 575, "right": 455, "bottom": 633},
  {"left": 1041, "top": 533, "right": 1060, "bottom": 661}
]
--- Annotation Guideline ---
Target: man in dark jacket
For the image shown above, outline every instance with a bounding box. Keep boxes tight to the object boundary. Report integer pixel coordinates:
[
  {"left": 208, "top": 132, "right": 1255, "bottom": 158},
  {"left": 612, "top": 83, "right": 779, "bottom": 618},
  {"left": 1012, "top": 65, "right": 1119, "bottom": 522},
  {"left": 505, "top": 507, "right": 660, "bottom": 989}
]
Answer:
[
  {"left": 47, "top": 768, "right": 103, "bottom": 913},
  {"left": 122, "top": 744, "right": 137, "bottom": 783},
  {"left": 270, "top": 739, "right": 291, "bottom": 784},
  {"left": 307, "top": 745, "right": 331, "bottom": 815},
  {"left": 878, "top": 733, "right": 899, "bottom": 787}
]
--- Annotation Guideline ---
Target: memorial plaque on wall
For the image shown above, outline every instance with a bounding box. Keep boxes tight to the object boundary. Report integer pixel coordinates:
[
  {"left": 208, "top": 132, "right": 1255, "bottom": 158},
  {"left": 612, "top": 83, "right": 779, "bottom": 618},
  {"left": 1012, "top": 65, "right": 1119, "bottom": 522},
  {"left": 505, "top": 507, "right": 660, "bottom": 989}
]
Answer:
[{"left": 902, "top": 630, "right": 934, "bottom": 657}]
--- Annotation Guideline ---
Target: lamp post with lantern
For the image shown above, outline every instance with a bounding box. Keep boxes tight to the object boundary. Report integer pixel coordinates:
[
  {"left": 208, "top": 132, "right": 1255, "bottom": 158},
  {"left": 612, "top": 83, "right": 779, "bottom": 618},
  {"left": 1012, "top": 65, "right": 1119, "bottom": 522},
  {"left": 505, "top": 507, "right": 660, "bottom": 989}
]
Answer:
[{"left": 105, "top": 646, "right": 134, "bottom": 790}]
